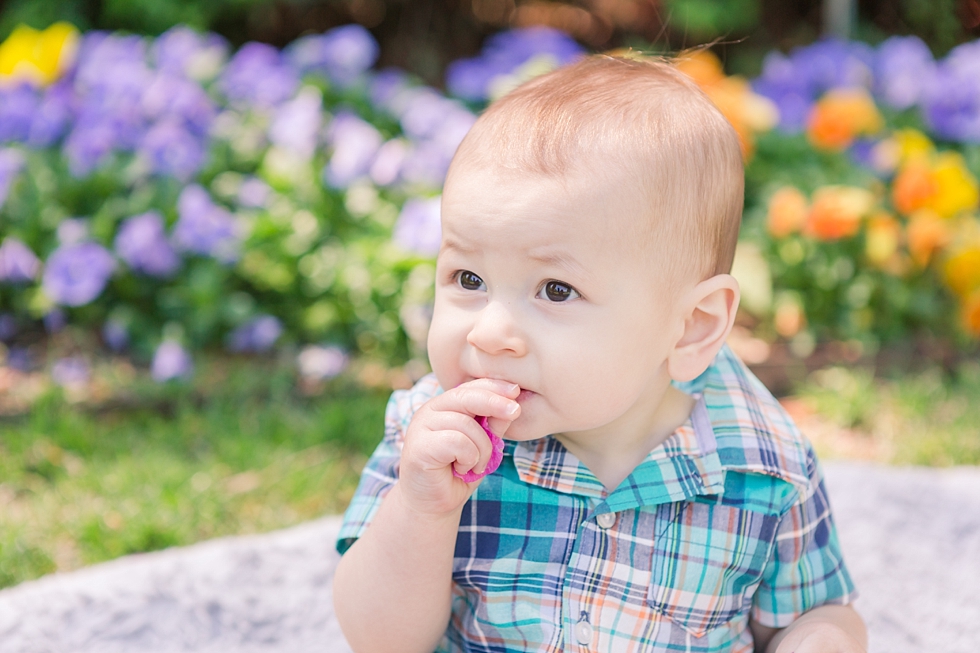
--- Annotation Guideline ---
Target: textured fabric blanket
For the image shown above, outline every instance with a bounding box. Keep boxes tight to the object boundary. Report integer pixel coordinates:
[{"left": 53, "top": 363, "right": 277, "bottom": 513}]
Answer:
[{"left": 0, "top": 462, "right": 977, "bottom": 653}]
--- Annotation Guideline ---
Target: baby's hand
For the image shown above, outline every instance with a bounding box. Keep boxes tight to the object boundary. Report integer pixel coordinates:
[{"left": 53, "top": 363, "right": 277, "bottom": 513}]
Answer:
[
  {"left": 399, "top": 378, "right": 521, "bottom": 516},
  {"left": 775, "top": 621, "right": 866, "bottom": 653}
]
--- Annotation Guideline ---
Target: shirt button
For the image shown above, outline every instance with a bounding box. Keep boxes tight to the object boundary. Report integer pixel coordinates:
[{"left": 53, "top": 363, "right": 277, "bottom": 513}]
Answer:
[
  {"left": 595, "top": 512, "right": 617, "bottom": 529},
  {"left": 574, "top": 619, "right": 593, "bottom": 645}
]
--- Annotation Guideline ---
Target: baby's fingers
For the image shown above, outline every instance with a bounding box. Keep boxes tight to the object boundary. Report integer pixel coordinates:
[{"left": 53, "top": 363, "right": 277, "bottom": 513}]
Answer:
[{"left": 430, "top": 384, "right": 521, "bottom": 423}]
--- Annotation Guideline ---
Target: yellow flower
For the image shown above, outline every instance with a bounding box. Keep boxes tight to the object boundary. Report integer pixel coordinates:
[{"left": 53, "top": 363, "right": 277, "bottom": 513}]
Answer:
[
  {"left": 0, "top": 22, "right": 79, "bottom": 87},
  {"left": 865, "top": 212, "right": 901, "bottom": 268},
  {"left": 930, "top": 152, "right": 979, "bottom": 219},
  {"left": 892, "top": 128, "right": 934, "bottom": 164},
  {"left": 944, "top": 246, "right": 980, "bottom": 298}
]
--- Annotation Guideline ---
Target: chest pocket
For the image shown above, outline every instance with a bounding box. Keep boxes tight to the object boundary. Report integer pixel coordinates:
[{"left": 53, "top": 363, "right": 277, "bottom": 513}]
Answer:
[{"left": 646, "top": 500, "right": 780, "bottom": 638}]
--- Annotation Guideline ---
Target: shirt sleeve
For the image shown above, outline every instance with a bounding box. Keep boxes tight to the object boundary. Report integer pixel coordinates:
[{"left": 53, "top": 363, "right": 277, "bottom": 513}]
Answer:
[
  {"left": 335, "top": 374, "right": 441, "bottom": 555},
  {"left": 750, "top": 446, "right": 858, "bottom": 628}
]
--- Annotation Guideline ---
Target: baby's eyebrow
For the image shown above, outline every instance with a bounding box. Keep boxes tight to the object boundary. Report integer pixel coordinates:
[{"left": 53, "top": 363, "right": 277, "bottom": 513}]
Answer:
[
  {"left": 441, "top": 238, "right": 476, "bottom": 254},
  {"left": 527, "top": 250, "right": 591, "bottom": 281}
]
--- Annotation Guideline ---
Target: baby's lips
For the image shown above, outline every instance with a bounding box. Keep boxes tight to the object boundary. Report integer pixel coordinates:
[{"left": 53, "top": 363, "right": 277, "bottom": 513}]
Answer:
[{"left": 453, "top": 415, "right": 505, "bottom": 483}]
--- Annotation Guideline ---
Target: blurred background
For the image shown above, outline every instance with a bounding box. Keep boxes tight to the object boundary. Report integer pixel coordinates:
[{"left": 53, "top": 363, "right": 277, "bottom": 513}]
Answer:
[{"left": 1, "top": 0, "right": 979, "bottom": 590}]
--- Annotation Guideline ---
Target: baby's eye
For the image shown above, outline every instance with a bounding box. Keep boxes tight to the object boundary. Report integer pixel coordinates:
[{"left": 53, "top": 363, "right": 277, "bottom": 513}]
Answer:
[
  {"left": 456, "top": 270, "right": 486, "bottom": 291},
  {"left": 538, "top": 280, "right": 580, "bottom": 303}
]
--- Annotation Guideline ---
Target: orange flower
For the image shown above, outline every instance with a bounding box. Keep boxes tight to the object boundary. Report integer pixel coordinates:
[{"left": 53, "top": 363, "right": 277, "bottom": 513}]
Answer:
[
  {"left": 892, "top": 159, "right": 938, "bottom": 216},
  {"left": 673, "top": 49, "right": 725, "bottom": 87},
  {"left": 673, "top": 49, "right": 777, "bottom": 158},
  {"left": 944, "top": 246, "right": 980, "bottom": 297},
  {"left": 774, "top": 297, "right": 806, "bottom": 338},
  {"left": 865, "top": 212, "right": 901, "bottom": 267},
  {"left": 767, "top": 187, "right": 808, "bottom": 238},
  {"left": 961, "top": 290, "right": 980, "bottom": 337},
  {"left": 806, "top": 88, "right": 882, "bottom": 151},
  {"left": 906, "top": 209, "right": 950, "bottom": 267},
  {"left": 805, "top": 186, "right": 874, "bottom": 241}
]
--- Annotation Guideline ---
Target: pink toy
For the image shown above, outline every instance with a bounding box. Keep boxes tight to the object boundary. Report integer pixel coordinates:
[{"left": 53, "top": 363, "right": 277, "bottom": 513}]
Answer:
[{"left": 453, "top": 416, "right": 504, "bottom": 482}]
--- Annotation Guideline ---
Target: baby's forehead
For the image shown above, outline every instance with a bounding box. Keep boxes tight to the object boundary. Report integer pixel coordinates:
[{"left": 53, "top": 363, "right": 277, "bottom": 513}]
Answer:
[{"left": 442, "top": 160, "right": 682, "bottom": 277}]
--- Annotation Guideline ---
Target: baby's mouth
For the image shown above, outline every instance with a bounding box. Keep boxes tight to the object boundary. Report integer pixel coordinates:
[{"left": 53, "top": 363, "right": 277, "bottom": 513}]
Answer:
[{"left": 516, "top": 388, "right": 535, "bottom": 403}]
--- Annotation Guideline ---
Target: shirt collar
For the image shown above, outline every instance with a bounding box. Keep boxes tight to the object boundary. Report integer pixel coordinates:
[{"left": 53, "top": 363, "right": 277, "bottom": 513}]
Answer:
[{"left": 506, "top": 345, "right": 810, "bottom": 508}]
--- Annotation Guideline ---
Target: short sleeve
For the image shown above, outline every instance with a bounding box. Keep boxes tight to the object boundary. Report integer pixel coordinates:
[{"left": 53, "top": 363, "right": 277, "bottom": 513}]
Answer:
[
  {"left": 750, "top": 447, "right": 858, "bottom": 628},
  {"left": 335, "top": 374, "right": 442, "bottom": 555}
]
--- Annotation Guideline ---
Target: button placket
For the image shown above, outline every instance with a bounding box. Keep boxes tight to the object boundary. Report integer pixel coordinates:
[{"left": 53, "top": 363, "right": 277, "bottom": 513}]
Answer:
[
  {"left": 574, "top": 611, "right": 593, "bottom": 646},
  {"left": 595, "top": 511, "right": 617, "bottom": 529}
]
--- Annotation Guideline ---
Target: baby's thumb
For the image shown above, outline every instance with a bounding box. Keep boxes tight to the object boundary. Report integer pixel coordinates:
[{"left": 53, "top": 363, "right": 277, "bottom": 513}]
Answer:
[{"left": 485, "top": 413, "right": 517, "bottom": 438}]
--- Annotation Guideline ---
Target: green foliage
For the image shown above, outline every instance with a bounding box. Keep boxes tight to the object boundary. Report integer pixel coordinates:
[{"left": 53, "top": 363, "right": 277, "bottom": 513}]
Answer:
[
  {"left": 0, "top": 358, "right": 389, "bottom": 589},
  {"left": 799, "top": 362, "right": 980, "bottom": 466}
]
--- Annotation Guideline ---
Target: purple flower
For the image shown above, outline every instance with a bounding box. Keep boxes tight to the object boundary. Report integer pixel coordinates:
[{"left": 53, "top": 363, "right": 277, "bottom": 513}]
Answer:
[
  {"left": 445, "top": 58, "right": 504, "bottom": 103},
  {"left": 0, "top": 314, "right": 16, "bottom": 341},
  {"left": 43, "top": 242, "right": 115, "bottom": 306},
  {"left": 238, "top": 177, "right": 271, "bottom": 208},
  {"left": 446, "top": 27, "right": 585, "bottom": 102},
  {"left": 52, "top": 356, "right": 90, "bottom": 387},
  {"left": 0, "top": 148, "right": 25, "bottom": 209},
  {"left": 139, "top": 118, "right": 207, "bottom": 181},
  {"left": 752, "top": 52, "right": 813, "bottom": 132},
  {"left": 754, "top": 40, "right": 875, "bottom": 132},
  {"left": 394, "top": 196, "right": 442, "bottom": 255},
  {"left": 115, "top": 211, "right": 181, "bottom": 277},
  {"left": 63, "top": 118, "right": 119, "bottom": 177},
  {"left": 102, "top": 319, "right": 129, "bottom": 351},
  {"left": 370, "top": 138, "right": 410, "bottom": 186},
  {"left": 173, "top": 184, "right": 241, "bottom": 262},
  {"left": 0, "top": 83, "right": 39, "bottom": 143},
  {"left": 227, "top": 315, "right": 283, "bottom": 353},
  {"left": 43, "top": 309, "right": 66, "bottom": 333},
  {"left": 73, "top": 35, "right": 153, "bottom": 151},
  {"left": 152, "top": 26, "right": 228, "bottom": 79},
  {"left": 220, "top": 42, "right": 299, "bottom": 107},
  {"left": 142, "top": 72, "right": 216, "bottom": 137},
  {"left": 368, "top": 68, "right": 411, "bottom": 112},
  {"left": 7, "top": 346, "right": 31, "bottom": 371},
  {"left": 287, "top": 24, "right": 379, "bottom": 87},
  {"left": 875, "top": 36, "right": 935, "bottom": 110},
  {"left": 268, "top": 87, "right": 323, "bottom": 160},
  {"left": 399, "top": 141, "right": 454, "bottom": 188},
  {"left": 152, "top": 340, "right": 193, "bottom": 381},
  {"left": 28, "top": 81, "right": 73, "bottom": 147},
  {"left": 323, "top": 112, "right": 383, "bottom": 188},
  {"left": 921, "top": 66, "right": 980, "bottom": 143},
  {"left": 297, "top": 344, "right": 348, "bottom": 380},
  {"left": 398, "top": 89, "right": 463, "bottom": 140},
  {"left": 0, "top": 237, "right": 41, "bottom": 283}
]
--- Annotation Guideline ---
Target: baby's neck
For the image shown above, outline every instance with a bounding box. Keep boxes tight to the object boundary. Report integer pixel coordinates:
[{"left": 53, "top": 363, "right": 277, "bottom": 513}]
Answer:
[{"left": 555, "top": 384, "right": 696, "bottom": 493}]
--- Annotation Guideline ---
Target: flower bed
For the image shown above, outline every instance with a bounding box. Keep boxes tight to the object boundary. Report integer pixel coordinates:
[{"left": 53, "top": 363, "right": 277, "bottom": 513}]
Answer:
[
  {"left": 1, "top": 23, "right": 978, "bottom": 386},
  {"left": 0, "top": 22, "right": 462, "bottom": 380}
]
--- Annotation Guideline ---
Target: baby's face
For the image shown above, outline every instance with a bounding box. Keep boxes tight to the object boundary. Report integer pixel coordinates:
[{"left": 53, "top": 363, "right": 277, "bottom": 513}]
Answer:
[{"left": 428, "top": 161, "right": 686, "bottom": 442}]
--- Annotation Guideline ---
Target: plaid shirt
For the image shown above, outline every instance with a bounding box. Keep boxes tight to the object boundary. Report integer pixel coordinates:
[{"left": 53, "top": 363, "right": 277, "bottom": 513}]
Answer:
[{"left": 338, "top": 346, "right": 856, "bottom": 652}]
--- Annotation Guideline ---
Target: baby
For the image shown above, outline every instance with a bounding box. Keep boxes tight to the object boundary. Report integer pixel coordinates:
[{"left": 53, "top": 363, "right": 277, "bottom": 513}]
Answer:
[{"left": 333, "top": 56, "right": 866, "bottom": 653}]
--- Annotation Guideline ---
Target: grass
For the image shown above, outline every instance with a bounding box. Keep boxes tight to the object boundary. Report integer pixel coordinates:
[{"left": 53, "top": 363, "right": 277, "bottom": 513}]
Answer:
[
  {"left": 1, "top": 350, "right": 979, "bottom": 591},
  {"left": 0, "top": 357, "right": 390, "bottom": 590},
  {"left": 789, "top": 360, "right": 980, "bottom": 466}
]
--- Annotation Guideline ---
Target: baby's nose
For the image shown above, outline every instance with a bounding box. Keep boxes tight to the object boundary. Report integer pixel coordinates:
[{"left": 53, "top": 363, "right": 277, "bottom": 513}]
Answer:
[{"left": 466, "top": 301, "right": 527, "bottom": 357}]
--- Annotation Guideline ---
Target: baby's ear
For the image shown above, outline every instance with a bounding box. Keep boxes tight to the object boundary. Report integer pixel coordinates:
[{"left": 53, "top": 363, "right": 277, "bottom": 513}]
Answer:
[{"left": 667, "top": 274, "right": 740, "bottom": 382}]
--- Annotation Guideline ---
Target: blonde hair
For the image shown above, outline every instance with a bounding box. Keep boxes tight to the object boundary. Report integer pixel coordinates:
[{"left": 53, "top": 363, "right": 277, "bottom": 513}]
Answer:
[{"left": 449, "top": 54, "right": 744, "bottom": 283}]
